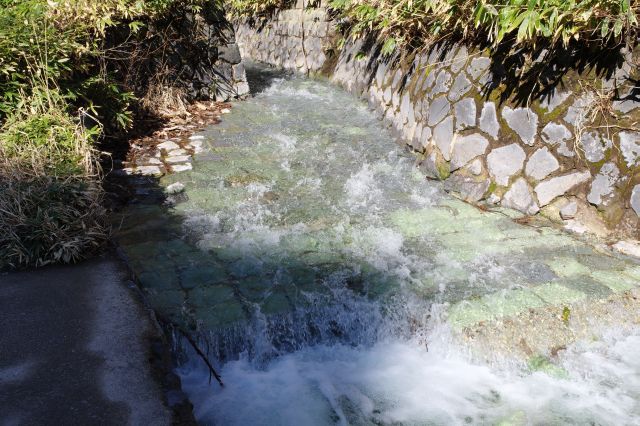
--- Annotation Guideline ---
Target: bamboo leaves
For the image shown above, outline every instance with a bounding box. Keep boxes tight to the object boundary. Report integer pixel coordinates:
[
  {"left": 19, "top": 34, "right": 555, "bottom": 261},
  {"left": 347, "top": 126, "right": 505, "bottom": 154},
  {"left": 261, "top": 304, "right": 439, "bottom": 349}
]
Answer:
[{"left": 324, "top": 0, "right": 640, "bottom": 52}]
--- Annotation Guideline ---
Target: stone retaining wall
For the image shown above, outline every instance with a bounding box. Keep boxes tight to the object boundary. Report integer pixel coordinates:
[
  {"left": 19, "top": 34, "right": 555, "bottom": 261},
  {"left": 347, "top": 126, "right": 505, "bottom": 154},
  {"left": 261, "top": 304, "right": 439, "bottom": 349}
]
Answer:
[
  {"left": 137, "top": 5, "right": 249, "bottom": 102},
  {"left": 235, "top": 1, "right": 336, "bottom": 74},
  {"left": 236, "top": 3, "right": 640, "bottom": 239}
]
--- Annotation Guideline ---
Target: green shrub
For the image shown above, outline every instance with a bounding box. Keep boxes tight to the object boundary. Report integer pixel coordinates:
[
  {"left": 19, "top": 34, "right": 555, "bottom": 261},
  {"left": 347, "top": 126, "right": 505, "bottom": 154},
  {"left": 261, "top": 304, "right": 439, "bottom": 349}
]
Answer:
[
  {"left": 327, "top": 0, "right": 639, "bottom": 54},
  {"left": 0, "top": 86, "right": 107, "bottom": 270},
  {"left": 227, "top": 0, "right": 293, "bottom": 18},
  {"left": 2, "top": 114, "right": 83, "bottom": 176},
  {"left": 0, "top": 0, "right": 127, "bottom": 127},
  {"left": 0, "top": 86, "right": 99, "bottom": 177},
  {"left": 0, "top": 0, "right": 212, "bottom": 126},
  {"left": 1, "top": 114, "right": 90, "bottom": 178}
]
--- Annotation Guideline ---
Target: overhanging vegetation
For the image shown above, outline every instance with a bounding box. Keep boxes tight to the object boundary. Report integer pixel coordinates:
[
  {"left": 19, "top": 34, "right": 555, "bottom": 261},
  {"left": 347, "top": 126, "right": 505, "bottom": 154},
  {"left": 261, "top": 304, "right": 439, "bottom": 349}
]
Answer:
[{"left": 0, "top": 0, "right": 219, "bottom": 269}]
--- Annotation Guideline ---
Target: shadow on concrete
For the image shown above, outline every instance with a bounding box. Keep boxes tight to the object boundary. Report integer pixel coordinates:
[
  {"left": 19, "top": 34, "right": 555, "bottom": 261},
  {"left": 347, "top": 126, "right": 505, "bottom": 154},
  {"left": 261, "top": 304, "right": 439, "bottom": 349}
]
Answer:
[{"left": 0, "top": 258, "right": 150, "bottom": 425}]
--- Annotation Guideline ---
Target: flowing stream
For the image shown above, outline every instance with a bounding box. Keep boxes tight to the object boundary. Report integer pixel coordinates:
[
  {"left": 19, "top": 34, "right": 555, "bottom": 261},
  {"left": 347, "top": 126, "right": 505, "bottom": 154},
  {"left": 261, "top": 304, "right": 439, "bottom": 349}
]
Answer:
[{"left": 116, "top": 65, "right": 640, "bottom": 425}]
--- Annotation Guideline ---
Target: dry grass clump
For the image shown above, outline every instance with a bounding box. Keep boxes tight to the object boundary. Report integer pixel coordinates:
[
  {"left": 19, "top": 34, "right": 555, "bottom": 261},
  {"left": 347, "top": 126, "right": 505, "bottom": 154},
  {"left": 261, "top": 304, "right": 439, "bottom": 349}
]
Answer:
[
  {"left": 0, "top": 176, "right": 108, "bottom": 269},
  {"left": 141, "top": 80, "right": 190, "bottom": 118}
]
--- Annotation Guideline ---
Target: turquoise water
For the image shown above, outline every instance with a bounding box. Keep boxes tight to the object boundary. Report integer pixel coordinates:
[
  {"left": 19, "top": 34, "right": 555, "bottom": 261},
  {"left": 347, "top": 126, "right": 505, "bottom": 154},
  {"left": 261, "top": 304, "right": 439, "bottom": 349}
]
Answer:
[{"left": 116, "top": 67, "right": 640, "bottom": 425}]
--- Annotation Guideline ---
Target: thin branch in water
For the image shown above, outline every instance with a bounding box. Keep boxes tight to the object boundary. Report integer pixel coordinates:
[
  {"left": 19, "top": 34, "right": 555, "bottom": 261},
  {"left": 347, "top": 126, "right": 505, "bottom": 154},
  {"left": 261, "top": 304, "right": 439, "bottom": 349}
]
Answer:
[{"left": 179, "top": 329, "right": 224, "bottom": 388}]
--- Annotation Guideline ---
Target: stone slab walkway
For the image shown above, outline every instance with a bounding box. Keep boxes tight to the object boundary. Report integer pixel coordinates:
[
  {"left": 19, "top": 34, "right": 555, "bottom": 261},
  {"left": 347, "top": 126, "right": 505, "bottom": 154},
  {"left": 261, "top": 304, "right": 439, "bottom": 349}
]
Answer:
[{"left": 0, "top": 255, "right": 171, "bottom": 426}]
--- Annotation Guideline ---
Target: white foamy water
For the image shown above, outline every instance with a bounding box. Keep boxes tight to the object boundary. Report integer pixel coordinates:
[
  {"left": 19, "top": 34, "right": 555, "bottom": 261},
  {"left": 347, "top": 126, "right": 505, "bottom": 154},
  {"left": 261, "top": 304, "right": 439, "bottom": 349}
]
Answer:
[
  {"left": 263, "top": 80, "right": 327, "bottom": 101},
  {"left": 345, "top": 164, "right": 382, "bottom": 208},
  {"left": 179, "top": 328, "right": 640, "bottom": 426},
  {"left": 272, "top": 133, "right": 298, "bottom": 152}
]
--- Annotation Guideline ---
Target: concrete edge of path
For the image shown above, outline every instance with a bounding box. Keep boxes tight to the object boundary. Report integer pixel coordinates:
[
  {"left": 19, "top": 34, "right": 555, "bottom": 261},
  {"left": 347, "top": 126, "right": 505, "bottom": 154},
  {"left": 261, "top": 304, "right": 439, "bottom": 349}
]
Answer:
[{"left": 88, "top": 252, "right": 199, "bottom": 425}]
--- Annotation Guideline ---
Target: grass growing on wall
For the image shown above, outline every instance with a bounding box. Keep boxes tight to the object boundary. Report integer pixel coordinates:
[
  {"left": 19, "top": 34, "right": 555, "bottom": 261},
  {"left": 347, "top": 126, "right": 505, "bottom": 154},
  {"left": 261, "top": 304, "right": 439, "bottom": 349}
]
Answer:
[
  {"left": 225, "top": 0, "right": 639, "bottom": 67},
  {"left": 327, "top": 1, "right": 640, "bottom": 123}
]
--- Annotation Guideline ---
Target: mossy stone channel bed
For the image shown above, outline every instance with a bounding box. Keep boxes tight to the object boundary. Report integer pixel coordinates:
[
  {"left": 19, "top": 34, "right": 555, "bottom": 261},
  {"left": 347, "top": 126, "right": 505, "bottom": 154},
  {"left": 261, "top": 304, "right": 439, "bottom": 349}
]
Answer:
[{"left": 114, "top": 67, "right": 640, "bottom": 425}]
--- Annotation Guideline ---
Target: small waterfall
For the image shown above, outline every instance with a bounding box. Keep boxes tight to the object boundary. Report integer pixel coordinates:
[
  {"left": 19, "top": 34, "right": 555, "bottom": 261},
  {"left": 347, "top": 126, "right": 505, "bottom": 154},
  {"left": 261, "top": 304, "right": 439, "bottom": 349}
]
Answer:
[{"left": 178, "top": 274, "right": 435, "bottom": 366}]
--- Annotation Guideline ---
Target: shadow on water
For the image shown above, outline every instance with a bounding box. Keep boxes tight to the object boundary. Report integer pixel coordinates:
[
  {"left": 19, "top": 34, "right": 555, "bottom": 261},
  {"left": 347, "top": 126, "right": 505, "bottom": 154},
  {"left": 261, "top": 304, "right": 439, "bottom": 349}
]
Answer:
[
  {"left": 110, "top": 176, "right": 428, "bottom": 366},
  {"left": 244, "top": 62, "right": 293, "bottom": 95}
]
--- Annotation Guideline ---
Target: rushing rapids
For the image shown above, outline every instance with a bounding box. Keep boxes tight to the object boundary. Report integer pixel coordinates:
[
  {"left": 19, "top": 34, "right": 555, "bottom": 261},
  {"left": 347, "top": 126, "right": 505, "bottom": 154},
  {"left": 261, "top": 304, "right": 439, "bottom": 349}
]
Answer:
[{"left": 115, "top": 65, "right": 640, "bottom": 425}]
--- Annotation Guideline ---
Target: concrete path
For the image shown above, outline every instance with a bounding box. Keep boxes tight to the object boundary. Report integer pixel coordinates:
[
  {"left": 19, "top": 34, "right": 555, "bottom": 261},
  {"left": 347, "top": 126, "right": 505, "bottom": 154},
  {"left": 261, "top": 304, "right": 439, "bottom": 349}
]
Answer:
[{"left": 0, "top": 255, "right": 171, "bottom": 426}]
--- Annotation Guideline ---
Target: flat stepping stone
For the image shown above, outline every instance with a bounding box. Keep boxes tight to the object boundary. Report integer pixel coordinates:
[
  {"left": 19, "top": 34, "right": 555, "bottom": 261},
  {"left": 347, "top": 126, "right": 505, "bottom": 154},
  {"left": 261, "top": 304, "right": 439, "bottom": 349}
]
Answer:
[
  {"left": 123, "top": 166, "right": 163, "bottom": 177},
  {"left": 168, "top": 148, "right": 188, "bottom": 156},
  {"left": 171, "top": 163, "right": 193, "bottom": 173},
  {"left": 157, "top": 140, "right": 180, "bottom": 151},
  {"left": 139, "top": 157, "right": 162, "bottom": 166},
  {"left": 165, "top": 155, "right": 192, "bottom": 165}
]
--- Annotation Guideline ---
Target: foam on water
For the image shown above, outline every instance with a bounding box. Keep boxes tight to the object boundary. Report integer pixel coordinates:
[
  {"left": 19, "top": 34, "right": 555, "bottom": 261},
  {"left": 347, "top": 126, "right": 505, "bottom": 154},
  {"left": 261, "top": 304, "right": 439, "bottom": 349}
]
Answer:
[
  {"left": 263, "top": 79, "right": 327, "bottom": 101},
  {"left": 344, "top": 164, "right": 381, "bottom": 209},
  {"left": 271, "top": 133, "right": 298, "bottom": 152},
  {"left": 179, "top": 328, "right": 640, "bottom": 426}
]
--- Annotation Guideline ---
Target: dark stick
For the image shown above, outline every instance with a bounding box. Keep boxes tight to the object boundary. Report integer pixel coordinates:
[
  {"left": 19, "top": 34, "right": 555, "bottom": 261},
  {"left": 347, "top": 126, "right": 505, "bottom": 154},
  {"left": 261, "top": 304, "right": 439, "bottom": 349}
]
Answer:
[{"left": 180, "top": 329, "right": 224, "bottom": 388}]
